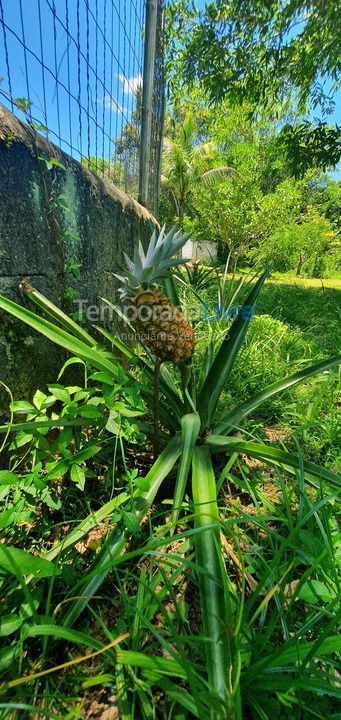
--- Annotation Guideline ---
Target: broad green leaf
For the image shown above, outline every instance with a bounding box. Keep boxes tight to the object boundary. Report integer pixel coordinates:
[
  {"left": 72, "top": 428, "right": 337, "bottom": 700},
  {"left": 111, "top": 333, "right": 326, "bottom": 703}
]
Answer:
[
  {"left": 0, "top": 470, "right": 19, "bottom": 486},
  {"left": 70, "top": 464, "right": 86, "bottom": 490},
  {"left": 9, "top": 432, "right": 33, "bottom": 449},
  {"left": 298, "top": 579, "right": 335, "bottom": 604},
  {"left": 113, "top": 402, "right": 144, "bottom": 418},
  {"left": 172, "top": 413, "right": 201, "bottom": 530},
  {"left": 45, "top": 461, "right": 69, "bottom": 480},
  {"left": 192, "top": 446, "right": 230, "bottom": 712},
  {"left": 47, "top": 384, "right": 71, "bottom": 404},
  {"left": 135, "top": 476, "right": 150, "bottom": 492},
  {"left": 0, "top": 546, "right": 58, "bottom": 578},
  {"left": 0, "top": 508, "right": 15, "bottom": 528},
  {"left": 9, "top": 401, "right": 35, "bottom": 414},
  {"left": 44, "top": 443, "right": 101, "bottom": 482},
  {"left": 198, "top": 272, "right": 267, "bottom": 428},
  {"left": 213, "top": 355, "right": 341, "bottom": 435},
  {"left": 75, "top": 404, "right": 103, "bottom": 418},
  {"left": 0, "top": 614, "right": 23, "bottom": 637},
  {"left": 71, "top": 444, "right": 101, "bottom": 463},
  {"left": 0, "top": 646, "right": 17, "bottom": 672},
  {"left": 41, "top": 488, "right": 62, "bottom": 510},
  {"left": 105, "top": 412, "right": 120, "bottom": 435},
  {"left": 33, "top": 389, "right": 47, "bottom": 409},
  {"left": 90, "top": 371, "right": 116, "bottom": 384},
  {"left": 122, "top": 511, "right": 141, "bottom": 534}
]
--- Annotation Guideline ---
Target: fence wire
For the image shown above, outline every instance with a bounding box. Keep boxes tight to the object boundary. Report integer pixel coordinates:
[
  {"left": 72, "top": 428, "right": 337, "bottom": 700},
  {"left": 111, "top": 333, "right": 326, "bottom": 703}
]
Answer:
[
  {"left": 148, "top": 1, "right": 165, "bottom": 215},
  {"left": 0, "top": 0, "right": 164, "bottom": 207}
]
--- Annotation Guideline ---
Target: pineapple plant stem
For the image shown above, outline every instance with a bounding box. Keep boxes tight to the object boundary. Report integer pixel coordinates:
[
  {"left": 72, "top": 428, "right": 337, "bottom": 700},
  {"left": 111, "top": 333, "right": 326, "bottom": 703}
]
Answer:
[{"left": 180, "top": 363, "right": 194, "bottom": 413}]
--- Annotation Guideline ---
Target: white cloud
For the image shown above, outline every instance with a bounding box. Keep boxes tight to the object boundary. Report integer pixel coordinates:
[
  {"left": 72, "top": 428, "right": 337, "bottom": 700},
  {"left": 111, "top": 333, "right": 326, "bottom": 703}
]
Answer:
[
  {"left": 118, "top": 73, "right": 142, "bottom": 95},
  {"left": 97, "top": 95, "right": 123, "bottom": 112}
]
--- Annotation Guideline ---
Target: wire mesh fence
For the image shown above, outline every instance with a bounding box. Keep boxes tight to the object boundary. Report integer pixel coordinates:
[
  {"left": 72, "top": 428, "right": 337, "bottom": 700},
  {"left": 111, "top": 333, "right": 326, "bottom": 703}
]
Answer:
[
  {"left": 0, "top": 0, "right": 164, "bottom": 210},
  {"left": 148, "top": 1, "right": 165, "bottom": 215}
]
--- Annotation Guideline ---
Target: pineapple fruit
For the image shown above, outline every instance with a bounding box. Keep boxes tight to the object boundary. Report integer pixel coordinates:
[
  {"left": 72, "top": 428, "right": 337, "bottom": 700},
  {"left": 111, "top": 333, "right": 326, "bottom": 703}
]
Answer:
[{"left": 115, "top": 226, "right": 195, "bottom": 364}]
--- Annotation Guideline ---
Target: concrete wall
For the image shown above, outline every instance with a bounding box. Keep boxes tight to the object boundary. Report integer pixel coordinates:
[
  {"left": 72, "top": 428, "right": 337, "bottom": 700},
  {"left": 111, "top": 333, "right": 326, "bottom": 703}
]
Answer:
[
  {"left": 181, "top": 239, "right": 217, "bottom": 262},
  {"left": 0, "top": 105, "right": 155, "bottom": 416}
]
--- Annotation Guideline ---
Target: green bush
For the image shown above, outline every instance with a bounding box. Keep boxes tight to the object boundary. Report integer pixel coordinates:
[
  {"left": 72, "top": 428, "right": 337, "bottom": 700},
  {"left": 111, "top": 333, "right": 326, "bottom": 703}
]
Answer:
[{"left": 251, "top": 211, "right": 336, "bottom": 277}]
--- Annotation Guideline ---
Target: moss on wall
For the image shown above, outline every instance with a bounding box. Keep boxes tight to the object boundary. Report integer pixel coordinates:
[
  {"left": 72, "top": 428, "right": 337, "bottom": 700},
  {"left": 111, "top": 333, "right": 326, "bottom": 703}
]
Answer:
[{"left": 0, "top": 105, "right": 156, "bottom": 417}]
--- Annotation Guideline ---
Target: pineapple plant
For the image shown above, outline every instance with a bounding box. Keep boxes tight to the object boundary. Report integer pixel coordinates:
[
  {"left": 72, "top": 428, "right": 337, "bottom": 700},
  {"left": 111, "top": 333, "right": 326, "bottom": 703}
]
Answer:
[{"left": 115, "top": 226, "right": 195, "bottom": 364}]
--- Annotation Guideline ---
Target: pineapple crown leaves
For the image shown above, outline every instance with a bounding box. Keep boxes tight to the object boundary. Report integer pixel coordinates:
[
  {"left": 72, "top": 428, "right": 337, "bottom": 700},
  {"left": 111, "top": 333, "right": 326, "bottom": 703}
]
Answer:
[{"left": 114, "top": 225, "right": 192, "bottom": 295}]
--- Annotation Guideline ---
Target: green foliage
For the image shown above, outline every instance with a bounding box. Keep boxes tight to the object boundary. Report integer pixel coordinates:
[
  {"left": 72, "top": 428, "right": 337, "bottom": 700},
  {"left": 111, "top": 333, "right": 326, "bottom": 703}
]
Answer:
[
  {"left": 64, "top": 257, "right": 82, "bottom": 279},
  {"left": 81, "top": 154, "right": 127, "bottom": 187},
  {"left": 251, "top": 208, "right": 336, "bottom": 276},
  {"left": 0, "top": 368, "right": 145, "bottom": 535},
  {"left": 178, "top": 262, "right": 216, "bottom": 292},
  {"left": 246, "top": 178, "right": 303, "bottom": 242},
  {"left": 161, "top": 99, "right": 340, "bottom": 276},
  {"left": 161, "top": 112, "right": 236, "bottom": 225},
  {"left": 279, "top": 122, "right": 341, "bottom": 178},
  {"left": 168, "top": 0, "right": 340, "bottom": 108},
  {"left": 166, "top": 0, "right": 341, "bottom": 174},
  {"left": 186, "top": 175, "right": 260, "bottom": 264},
  {"left": 0, "top": 243, "right": 340, "bottom": 718},
  {"left": 38, "top": 156, "right": 66, "bottom": 172},
  {"left": 311, "top": 177, "right": 341, "bottom": 231}
]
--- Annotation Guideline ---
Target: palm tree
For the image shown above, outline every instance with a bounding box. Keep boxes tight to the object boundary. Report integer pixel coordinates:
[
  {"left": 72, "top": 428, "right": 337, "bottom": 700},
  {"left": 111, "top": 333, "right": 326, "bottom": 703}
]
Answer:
[{"left": 161, "top": 113, "right": 237, "bottom": 228}]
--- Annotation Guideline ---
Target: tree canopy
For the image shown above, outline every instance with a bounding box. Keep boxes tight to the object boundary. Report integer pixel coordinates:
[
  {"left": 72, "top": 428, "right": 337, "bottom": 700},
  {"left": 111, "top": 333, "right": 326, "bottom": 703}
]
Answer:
[
  {"left": 166, "top": 0, "right": 341, "bottom": 176},
  {"left": 160, "top": 97, "right": 340, "bottom": 277}
]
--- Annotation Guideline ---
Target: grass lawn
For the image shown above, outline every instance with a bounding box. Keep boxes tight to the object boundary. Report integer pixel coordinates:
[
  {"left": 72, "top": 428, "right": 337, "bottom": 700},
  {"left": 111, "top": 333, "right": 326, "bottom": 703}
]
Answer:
[
  {"left": 264, "top": 271, "right": 341, "bottom": 289},
  {"left": 0, "top": 271, "right": 340, "bottom": 719},
  {"left": 186, "top": 271, "right": 341, "bottom": 466}
]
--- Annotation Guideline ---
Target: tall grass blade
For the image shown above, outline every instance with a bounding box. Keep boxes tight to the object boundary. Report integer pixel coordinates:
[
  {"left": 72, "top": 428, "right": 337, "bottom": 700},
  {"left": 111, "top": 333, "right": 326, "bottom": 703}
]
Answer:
[
  {"left": 62, "top": 434, "right": 182, "bottom": 627},
  {"left": 206, "top": 435, "right": 341, "bottom": 489},
  {"left": 0, "top": 296, "right": 120, "bottom": 377},
  {"left": 171, "top": 413, "right": 200, "bottom": 530},
  {"left": 22, "top": 282, "right": 96, "bottom": 346},
  {"left": 198, "top": 272, "right": 268, "bottom": 428},
  {"left": 163, "top": 274, "right": 182, "bottom": 308},
  {"left": 0, "top": 418, "right": 101, "bottom": 434},
  {"left": 213, "top": 355, "right": 341, "bottom": 435},
  {"left": 192, "top": 446, "right": 231, "bottom": 718}
]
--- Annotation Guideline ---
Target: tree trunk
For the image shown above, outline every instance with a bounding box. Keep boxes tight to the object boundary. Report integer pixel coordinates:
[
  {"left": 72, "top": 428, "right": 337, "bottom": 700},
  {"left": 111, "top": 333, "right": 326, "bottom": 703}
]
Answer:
[{"left": 296, "top": 253, "right": 303, "bottom": 276}]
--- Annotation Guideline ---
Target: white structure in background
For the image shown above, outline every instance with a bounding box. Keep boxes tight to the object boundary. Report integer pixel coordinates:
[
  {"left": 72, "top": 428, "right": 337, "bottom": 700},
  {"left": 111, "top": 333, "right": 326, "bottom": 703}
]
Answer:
[{"left": 181, "top": 238, "right": 217, "bottom": 261}]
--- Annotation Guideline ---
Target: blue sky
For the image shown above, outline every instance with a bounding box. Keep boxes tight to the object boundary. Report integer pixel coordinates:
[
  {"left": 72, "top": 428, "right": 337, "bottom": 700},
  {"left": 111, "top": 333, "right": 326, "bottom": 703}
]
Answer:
[
  {"left": 0, "top": 0, "right": 339, "bottom": 178},
  {"left": 0, "top": 0, "right": 145, "bottom": 163}
]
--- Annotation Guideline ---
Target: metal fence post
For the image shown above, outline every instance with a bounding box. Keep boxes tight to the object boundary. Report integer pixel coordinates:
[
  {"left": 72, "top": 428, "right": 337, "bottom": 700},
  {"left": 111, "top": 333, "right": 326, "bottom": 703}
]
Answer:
[{"left": 138, "top": 0, "right": 158, "bottom": 208}]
